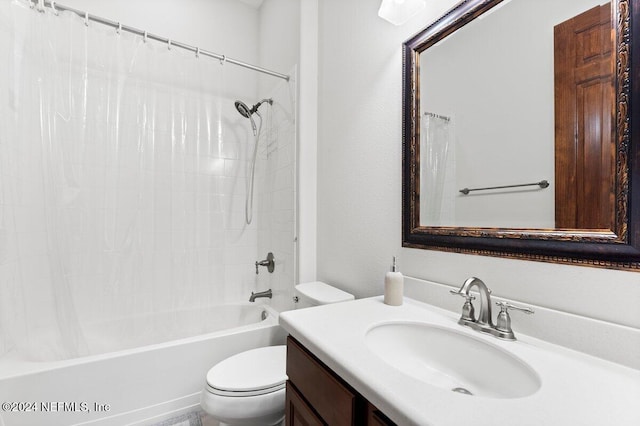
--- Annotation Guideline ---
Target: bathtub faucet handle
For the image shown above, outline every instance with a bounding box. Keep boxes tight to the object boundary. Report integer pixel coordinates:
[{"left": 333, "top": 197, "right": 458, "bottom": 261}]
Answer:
[{"left": 255, "top": 252, "right": 275, "bottom": 274}]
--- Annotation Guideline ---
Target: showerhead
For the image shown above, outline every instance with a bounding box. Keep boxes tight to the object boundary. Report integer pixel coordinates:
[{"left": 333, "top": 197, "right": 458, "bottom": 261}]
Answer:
[
  {"left": 235, "top": 100, "right": 258, "bottom": 136},
  {"left": 235, "top": 98, "right": 273, "bottom": 136},
  {"left": 234, "top": 100, "right": 253, "bottom": 118},
  {"left": 234, "top": 98, "right": 273, "bottom": 118}
]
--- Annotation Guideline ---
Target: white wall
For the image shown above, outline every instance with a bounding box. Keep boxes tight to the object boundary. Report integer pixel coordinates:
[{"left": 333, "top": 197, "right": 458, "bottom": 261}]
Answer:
[
  {"left": 316, "top": 0, "right": 640, "bottom": 366},
  {"left": 258, "top": 0, "right": 300, "bottom": 94},
  {"left": 317, "top": 0, "right": 458, "bottom": 297},
  {"left": 297, "top": 0, "right": 319, "bottom": 283}
]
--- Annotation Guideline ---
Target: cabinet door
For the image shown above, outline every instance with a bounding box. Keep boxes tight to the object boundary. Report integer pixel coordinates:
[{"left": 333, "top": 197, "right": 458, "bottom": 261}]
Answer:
[
  {"left": 286, "top": 382, "right": 325, "bottom": 426},
  {"left": 366, "top": 402, "right": 396, "bottom": 426},
  {"left": 286, "top": 337, "right": 355, "bottom": 425}
]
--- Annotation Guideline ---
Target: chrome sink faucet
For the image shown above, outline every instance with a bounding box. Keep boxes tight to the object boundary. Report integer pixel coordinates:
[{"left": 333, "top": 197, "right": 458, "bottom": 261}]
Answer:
[{"left": 450, "top": 277, "right": 534, "bottom": 341}]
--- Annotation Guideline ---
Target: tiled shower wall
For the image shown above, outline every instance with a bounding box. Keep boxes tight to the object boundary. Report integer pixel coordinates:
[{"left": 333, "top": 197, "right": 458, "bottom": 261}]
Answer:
[{"left": 257, "top": 74, "right": 298, "bottom": 312}]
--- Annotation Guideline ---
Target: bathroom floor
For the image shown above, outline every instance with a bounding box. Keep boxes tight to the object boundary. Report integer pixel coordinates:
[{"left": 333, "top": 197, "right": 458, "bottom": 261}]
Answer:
[
  {"left": 149, "top": 409, "right": 218, "bottom": 426},
  {"left": 148, "top": 409, "right": 285, "bottom": 426}
]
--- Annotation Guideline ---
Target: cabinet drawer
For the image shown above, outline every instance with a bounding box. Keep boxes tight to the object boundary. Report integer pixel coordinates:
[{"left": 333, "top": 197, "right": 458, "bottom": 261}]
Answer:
[{"left": 286, "top": 336, "right": 355, "bottom": 426}]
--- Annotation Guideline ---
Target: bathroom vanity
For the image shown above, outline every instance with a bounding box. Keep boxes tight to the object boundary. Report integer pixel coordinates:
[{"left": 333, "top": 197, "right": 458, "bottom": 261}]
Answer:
[
  {"left": 286, "top": 336, "right": 394, "bottom": 425},
  {"left": 279, "top": 297, "right": 640, "bottom": 426}
]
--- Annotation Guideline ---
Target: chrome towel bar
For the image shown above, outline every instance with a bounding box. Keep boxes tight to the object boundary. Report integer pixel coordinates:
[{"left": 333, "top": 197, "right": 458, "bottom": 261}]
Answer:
[{"left": 459, "top": 180, "right": 549, "bottom": 195}]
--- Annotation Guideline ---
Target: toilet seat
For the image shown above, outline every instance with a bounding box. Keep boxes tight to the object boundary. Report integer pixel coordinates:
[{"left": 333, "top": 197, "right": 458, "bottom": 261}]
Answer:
[
  {"left": 206, "top": 382, "right": 285, "bottom": 397},
  {"left": 205, "top": 346, "right": 287, "bottom": 397}
]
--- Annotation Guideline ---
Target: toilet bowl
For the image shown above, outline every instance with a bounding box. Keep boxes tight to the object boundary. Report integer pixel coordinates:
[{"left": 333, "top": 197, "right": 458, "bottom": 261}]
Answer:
[
  {"left": 200, "top": 282, "right": 354, "bottom": 425},
  {"left": 201, "top": 345, "right": 287, "bottom": 426}
]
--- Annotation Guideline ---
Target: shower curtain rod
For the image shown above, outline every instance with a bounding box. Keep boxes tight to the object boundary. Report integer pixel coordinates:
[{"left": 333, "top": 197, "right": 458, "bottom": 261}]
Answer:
[{"left": 28, "top": 0, "right": 291, "bottom": 81}]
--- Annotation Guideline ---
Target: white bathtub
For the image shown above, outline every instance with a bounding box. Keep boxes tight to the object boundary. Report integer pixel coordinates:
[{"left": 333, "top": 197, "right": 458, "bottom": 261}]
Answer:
[{"left": 0, "top": 303, "right": 286, "bottom": 426}]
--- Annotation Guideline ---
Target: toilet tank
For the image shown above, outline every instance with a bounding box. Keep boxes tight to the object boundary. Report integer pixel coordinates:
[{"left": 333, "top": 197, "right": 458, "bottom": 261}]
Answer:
[{"left": 294, "top": 281, "right": 355, "bottom": 309}]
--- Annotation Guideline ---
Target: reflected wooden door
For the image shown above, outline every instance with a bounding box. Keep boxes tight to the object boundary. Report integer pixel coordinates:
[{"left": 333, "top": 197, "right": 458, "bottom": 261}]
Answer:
[{"left": 554, "top": 3, "right": 614, "bottom": 229}]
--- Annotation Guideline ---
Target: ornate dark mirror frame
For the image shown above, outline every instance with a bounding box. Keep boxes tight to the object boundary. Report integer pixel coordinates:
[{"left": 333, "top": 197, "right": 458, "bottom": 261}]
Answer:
[{"left": 402, "top": 0, "right": 640, "bottom": 270}]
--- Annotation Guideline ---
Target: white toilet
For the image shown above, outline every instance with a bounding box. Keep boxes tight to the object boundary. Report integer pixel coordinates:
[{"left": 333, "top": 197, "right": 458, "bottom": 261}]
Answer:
[
  {"left": 293, "top": 281, "right": 355, "bottom": 309},
  {"left": 200, "top": 282, "right": 354, "bottom": 426}
]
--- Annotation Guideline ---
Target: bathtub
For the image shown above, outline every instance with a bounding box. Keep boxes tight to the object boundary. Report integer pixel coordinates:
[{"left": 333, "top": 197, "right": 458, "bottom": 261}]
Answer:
[{"left": 0, "top": 303, "right": 286, "bottom": 426}]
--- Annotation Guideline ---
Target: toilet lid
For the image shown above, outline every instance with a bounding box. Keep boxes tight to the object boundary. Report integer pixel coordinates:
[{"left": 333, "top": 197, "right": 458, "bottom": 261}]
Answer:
[
  {"left": 206, "top": 345, "right": 287, "bottom": 394},
  {"left": 295, "top": 282, "right": 355, "bottom": 305}
]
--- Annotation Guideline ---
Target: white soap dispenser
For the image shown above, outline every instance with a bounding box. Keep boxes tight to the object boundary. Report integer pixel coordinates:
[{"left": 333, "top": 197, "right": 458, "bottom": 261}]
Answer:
[{"left": 384, "top": 256, "right": 404, "bottom": 306}]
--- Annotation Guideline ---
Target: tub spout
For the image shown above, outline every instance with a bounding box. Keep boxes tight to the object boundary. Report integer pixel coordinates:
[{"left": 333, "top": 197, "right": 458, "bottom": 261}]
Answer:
[{"left": 249, "top": 289, "right": 272, "bottom": 302}]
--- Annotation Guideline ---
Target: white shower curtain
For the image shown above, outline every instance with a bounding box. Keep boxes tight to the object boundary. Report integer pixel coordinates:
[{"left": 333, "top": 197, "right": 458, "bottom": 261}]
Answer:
[
  {"left": 420, "top": 113, "right": 455, "bottom": 226},
  {"left": 0, "top": 1, "right": 239, "bottom": 360}
]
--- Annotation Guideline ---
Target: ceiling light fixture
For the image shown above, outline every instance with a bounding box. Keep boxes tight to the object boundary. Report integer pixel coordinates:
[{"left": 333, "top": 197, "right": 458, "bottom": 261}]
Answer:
[{"left": 378, "top": 0, "right": 426, "bottom": 26}]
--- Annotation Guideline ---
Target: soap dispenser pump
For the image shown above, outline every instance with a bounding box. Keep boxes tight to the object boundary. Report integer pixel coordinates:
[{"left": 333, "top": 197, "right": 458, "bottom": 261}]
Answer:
[{"left": 384, "top": 256, "right": 404, "bottom": 306}]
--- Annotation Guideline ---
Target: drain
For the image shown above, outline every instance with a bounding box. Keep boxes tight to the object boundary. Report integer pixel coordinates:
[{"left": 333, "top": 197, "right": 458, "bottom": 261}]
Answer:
[{"left": 451, "top": 387, "right": 473, "bottom": 395}]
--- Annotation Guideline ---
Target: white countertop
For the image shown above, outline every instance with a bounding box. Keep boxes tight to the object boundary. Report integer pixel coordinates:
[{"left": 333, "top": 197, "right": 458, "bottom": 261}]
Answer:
[{"left": 279, "top": 297, "right": 640, "bottom": 426}]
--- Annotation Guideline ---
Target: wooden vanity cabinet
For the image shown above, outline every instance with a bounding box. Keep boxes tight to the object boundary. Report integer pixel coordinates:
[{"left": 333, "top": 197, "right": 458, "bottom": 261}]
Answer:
[
  {"left": 285, "top": 382, "right": 324, "bottom": 426},
  {"left": 285, "top": 336, "right": 396, "bottom": 426}
]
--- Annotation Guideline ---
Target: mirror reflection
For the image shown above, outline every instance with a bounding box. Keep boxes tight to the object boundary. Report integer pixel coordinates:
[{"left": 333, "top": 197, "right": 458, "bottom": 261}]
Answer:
[{"left": 418, "top": 0, "right": 613, "bottom": 229}]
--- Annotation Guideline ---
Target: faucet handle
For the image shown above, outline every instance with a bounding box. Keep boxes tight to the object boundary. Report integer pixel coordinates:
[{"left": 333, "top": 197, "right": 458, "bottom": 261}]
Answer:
[
  {"left": 255, "top": 252, "right": 275, "bottom": 274},
  {"left": 450, "top": 290, "right": 476, "bottom": 321},
  {"left": 496, "top": 301, "right": 534, "bottom": 315},
  {"left": 495, "top": 301, "right": 534, "bottom": 335}
]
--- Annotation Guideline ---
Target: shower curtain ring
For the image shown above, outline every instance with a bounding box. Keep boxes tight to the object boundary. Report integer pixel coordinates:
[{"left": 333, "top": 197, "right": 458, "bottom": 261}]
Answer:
[
  {"left": 143, "top": 31, "right": 148, "bottom": 43},
  {"left": 196, "top": 47, "right": 200, "bottom": 58},
  {"left": 37, "top": 0, "right": 44, "bottom": 12},
  {"left": 220, "top": 54, "right": 226, "bottom": 65},
  {"left": 84, "top": 11, "right": 89, "bottom": 26},
  {"left": 167, "top": 39, "right": 172, "bottom": 50},
  {"left": 51, "top": 1, "right": 58, "bottom": 15},
  {"left": 116, "top": 22, "right": 122, "bottom": 34}
]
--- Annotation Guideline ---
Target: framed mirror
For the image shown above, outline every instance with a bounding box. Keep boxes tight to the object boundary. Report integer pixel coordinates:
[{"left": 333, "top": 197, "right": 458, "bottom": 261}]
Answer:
[{"left": 402, "top": 0, "right": 640, "bottom": 269}]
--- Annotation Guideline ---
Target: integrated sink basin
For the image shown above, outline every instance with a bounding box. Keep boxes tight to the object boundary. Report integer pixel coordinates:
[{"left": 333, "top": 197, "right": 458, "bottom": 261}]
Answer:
[{"left": 365, "top": 322, "right": 541, "bottom": 399}]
